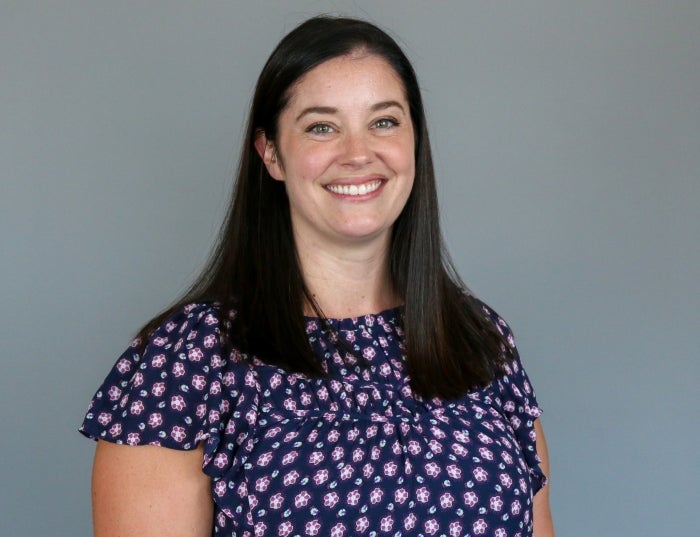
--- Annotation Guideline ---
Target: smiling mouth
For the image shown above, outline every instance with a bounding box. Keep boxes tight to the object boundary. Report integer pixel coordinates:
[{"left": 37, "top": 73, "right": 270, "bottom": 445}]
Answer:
[{"left": 326, "top": 180, "right": 383, "bottom": 196}]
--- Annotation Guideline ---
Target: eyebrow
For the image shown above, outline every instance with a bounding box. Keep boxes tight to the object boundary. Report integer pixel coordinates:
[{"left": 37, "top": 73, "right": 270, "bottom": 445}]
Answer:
[{"left": 295, "top": 100, "right": 406, "bottom": 122}]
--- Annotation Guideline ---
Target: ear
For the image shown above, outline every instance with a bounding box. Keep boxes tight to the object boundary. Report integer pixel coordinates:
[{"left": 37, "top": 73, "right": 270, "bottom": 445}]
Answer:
[{"left": 254, "top": 130, "right": 284, "bottom": 181}]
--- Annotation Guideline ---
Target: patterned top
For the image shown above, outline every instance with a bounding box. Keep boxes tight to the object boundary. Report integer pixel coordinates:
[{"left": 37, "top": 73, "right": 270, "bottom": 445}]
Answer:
[{"left": 80, "top": 301, "right": 545, "bottom": 537}]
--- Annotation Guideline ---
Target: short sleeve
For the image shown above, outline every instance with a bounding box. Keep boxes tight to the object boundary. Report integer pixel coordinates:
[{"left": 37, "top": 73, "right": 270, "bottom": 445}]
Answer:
[
  {"left": 479, "top": 301, "right": 547, "bottom": 494},
  {"left": 80, "top": 304, "right": 227, "bottom": 451}
]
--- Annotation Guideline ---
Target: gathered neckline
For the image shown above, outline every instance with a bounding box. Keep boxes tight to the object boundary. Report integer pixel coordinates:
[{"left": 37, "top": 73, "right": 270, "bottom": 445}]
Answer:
[{"left": 304, "top": 305, "right": 404, "bottom": 331}]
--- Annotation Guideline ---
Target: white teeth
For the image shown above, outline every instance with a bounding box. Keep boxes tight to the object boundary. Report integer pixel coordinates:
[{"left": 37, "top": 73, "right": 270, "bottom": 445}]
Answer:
[{"left": 327, "top": 180, "right": 382, "bottom": 196}]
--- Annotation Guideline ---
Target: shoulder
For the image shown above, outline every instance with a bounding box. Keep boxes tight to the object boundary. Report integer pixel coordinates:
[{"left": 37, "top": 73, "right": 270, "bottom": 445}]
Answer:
[{"left": 466, "top": 294, "right": 517, "bottom": 350}]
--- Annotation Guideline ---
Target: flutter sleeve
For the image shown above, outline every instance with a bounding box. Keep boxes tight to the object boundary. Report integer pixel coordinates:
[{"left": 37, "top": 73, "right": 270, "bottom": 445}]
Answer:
[
  {"left": 80, "top": 303, "right": 235, "bottom": 456},
  {"left": 479, "top": 301, "right": 548, "bottom": 494}
]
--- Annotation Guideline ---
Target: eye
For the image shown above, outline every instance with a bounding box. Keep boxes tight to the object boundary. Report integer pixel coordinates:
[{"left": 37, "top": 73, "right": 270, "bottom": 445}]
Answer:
[
  {"left": 307, "top": 123, "right": 335, "bottom": 135},
  {"left": 372, "top": 117, "right": 399, "bottom": 129}
]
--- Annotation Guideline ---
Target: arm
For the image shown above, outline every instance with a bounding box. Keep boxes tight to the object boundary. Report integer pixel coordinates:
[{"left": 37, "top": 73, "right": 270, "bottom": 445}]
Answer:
[
  {"left": 92, "top": 440, "right": 214, "bottom": 537},
  {"left": 532, "top": 418, "right": 555, "bottom": 537}
]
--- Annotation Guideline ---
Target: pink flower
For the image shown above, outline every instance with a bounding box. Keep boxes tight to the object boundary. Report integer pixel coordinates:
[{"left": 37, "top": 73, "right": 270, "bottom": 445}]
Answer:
[
  {"left": 214, "top": 480, "right": 227, "bottom": 497},
  {"left": 407, "top": 440, "right": 421, "bottom": 455},
  {"left": 425, "top": 462, "right": 441, "bottom": 477},
  {"left": 332, "top": 446, "right": 345, "bottom": 461},
  {"left": 305, "top": 520, "right": 321, "bottom": 536},
  {"left": 347, "top": 489, "right": 361, "bottom": 506},
  {"left": 340, "top": 465, "right": 354, "bottom": 480},
  {"left": 354, "top": 516, "right": 369, "bottom": 533},
  {"left": 394, "top": 488, "right": 408, "bottom": 504},
  {"left": 330, "top": 523, "right": 346, "bottom": 537},
  {"left": 428, "top": 439, "right": 443, "bottom": 453},
  {"left": 511, "top": 499, "right": 522, "bottom": 515},
  {"left": 152, "top": 382, "right": 166, "bottom": 397},
  {"left": 269, "top": 493, "right": 284, "bottom": 509},
  {"left": 308, "top": 451, "right": 324, "bottom": 465},
  {"left": 170, "top": 395, "right": 186, "bottom": 411},
  {"left": 188, "top": 348, "right": 204, "bottom": 362},
  {"left": 473, "top": 518, "right": 488, "bottom": 535},
  {"left": 499, "top": 473, "right": 513, "bottom": 488},
  {"left": 403, "top": 513, "right": 417, "bottom": 530},
  {"left": 116, "top": 358, "right": 131, "bottom": 374},
  {"left": 449, "top": 521, "right": 463, "bottom": 536},
  {"left": 107, "top": 386, "right": 122, "bottom": 401},
  {"left": 380, "top": 516, "right": 394, "bottom": 532},
  {"left": 362, "top": 347, "right": 376, "bottom": 360},
  {"left": 97, "top": 412, "right": 112, "bottom": 426},
  {"left": 490, "top": 496, "right": 504, "bottom": 511},
  {"left": 172, "top": 362, "right": 186, "bottom": 377},
  {"left": 424, "top": 519, "right": 440, "bottom": 535},
  {"left": 313, "top": 469, "right": 328, "bottom": 485},
  {"left": 203, "top": 334, "right": 217, "bottom": 348},
  {"left": 192, "top": 374, "right": 206, "bottom": 390},
  {"left": 451, "top": 442, "right": 468, "bottom": 457},
  {"left": 170, "top": 426, "right": 186, "bottom": 442},
  {"left": 383, "top": 461, "right": 398, "bottom": 476},
  {"left": 147, "top": 413, "right": 162, "bottom": 427},
  {"left": 213, "top": 453, "right": 228, "bottom": 469},
  {"left": 257, "top": 452, "right": 273, "bottom": 467},
  {"left": 369, "top": 487, "right": 383, "bottom": 504},
  {"left": 277, "top": 521, "right": 293, "bottom": 537},
  {"left": 294, "top": 491, "right": 311, "bottom": 508},
  {"left": 254, "top": 521, "right": 267, "bottom": 537},
  {"left": 282, "top": 451, "right": 299, "bottom": 466},
  {"left": 222, "top": 371, "right": 236, "bottom": 386},
  {"left": 473, "top": 466, "right": 489, "bottom": 482},
  {"left": 464, "top": 491, "right": 479, "bottom": 507},
  {"left": 255, "top": 476, "right": 270, "bottom": 492},
  {"left": 323, "top": 492, "right": 339, "bottom": 508},
  {"left": 446, "top": 464, "right": 462, "bottom": 479},
  {"left": 126, "top": 432, "right": 140, "bottom": 445},
  {"left": 130, "top": 400, "right": 145, "bottom": 415},
  {"left": 439, "top": 492, "right": 454, "bottom": 508},
  {"left": 282, "top": 470, "right": 299, "bottom": 487},
  {"left": 416, "top": 486, "right": 430, "bottom": 503},
  {"left": 108, "top": 423, "right": 122, "bottom": 437}
]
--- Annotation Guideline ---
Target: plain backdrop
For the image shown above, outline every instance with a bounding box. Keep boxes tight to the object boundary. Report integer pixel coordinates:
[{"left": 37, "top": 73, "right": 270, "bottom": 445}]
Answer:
[{"left": 1, "top": 1, "right": 698, "bottom": 535}]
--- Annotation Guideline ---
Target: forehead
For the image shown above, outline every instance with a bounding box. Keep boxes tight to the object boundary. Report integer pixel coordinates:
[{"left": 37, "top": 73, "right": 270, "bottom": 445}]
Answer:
[{"left": 285, "top": 53, "right": 408, "bottom": 109}]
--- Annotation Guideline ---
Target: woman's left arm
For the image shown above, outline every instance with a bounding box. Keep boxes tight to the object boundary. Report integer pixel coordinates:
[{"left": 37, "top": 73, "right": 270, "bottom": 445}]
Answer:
[{"left": 533, "top": 418, "right": 555, "bottom": 536}]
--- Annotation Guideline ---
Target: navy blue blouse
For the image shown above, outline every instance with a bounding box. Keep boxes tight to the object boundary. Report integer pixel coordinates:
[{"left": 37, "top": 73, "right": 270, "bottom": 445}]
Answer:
[{"left": 81, "top": 301, "right": 545, "bottom": 536}]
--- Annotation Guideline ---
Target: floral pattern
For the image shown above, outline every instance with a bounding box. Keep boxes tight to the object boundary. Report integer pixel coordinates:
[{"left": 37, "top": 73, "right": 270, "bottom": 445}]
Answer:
[{"left": 81, "top": 301, "right": 545, "bottom": 536}]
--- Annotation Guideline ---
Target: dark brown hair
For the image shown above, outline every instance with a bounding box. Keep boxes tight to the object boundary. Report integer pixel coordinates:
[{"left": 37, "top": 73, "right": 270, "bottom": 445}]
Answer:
[{"left": 138, "top": 16, "right": 508, "bottom": 399}]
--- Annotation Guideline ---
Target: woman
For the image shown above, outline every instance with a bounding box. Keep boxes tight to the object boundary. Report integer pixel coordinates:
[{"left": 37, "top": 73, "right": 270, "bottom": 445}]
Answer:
[{"left": 81, "top": 16, "right": 554, "bottom": 537}]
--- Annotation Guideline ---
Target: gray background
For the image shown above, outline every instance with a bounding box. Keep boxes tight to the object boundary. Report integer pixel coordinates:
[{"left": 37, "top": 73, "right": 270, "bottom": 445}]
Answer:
[{"left": 2, "top": 1, "right": 698, "bottom": 535}]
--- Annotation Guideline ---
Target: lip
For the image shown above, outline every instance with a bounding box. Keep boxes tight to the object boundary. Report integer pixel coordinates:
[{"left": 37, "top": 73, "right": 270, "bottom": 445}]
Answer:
[
  {"left": 324, "top": 174, "right": 387, "bottom": 187},
  {"left": 324, "top": 176, "right": 386, "bottom": 199}
]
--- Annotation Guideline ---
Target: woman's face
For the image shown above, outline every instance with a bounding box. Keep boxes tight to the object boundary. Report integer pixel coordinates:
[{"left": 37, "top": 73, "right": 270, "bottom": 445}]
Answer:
[{"left": 258, "top": 52, "right": 415, "bottom": 251}]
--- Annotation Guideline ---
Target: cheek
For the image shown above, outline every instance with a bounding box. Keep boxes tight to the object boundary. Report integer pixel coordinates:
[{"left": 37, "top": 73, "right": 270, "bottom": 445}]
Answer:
[{"left": 288, "top": 144, "right": 335, "bottom": 181}]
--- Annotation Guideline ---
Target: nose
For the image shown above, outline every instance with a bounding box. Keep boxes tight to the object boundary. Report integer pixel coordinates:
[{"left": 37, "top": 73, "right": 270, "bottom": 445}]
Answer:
[{"left": 339, "top": 131, "right": 373, "bottom": 167}]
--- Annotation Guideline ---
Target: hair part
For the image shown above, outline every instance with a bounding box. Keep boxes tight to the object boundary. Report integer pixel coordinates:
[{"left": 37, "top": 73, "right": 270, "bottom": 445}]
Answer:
[{"left": 137, "top": 15, "right": 508, "bottom": 399}]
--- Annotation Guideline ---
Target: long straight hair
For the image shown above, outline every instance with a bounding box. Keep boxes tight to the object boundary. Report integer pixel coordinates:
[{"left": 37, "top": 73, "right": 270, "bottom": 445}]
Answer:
[{"left": 138, "top": 16, "right": 508, "bottom": 399}]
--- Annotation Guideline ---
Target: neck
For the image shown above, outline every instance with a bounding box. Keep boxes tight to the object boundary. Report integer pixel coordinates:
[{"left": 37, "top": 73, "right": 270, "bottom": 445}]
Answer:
[{"left": 295, "top": 232, "right": 400, "bottom": 318}]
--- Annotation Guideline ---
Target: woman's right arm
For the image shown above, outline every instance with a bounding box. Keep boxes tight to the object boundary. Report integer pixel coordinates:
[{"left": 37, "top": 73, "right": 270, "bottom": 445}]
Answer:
[{"left": 92, "top": 440, "right": 214, "bottom": 537}]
